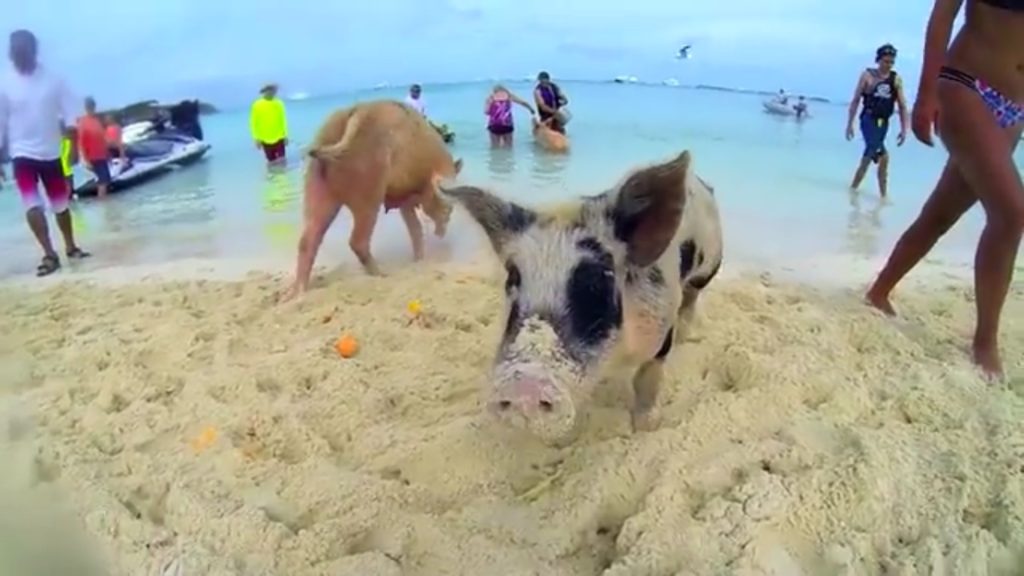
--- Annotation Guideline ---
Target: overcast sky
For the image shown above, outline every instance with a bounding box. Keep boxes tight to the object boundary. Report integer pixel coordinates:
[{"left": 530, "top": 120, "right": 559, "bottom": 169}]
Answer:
[{"left": 9, "top": 0, "right": 942, "bottom": 108}]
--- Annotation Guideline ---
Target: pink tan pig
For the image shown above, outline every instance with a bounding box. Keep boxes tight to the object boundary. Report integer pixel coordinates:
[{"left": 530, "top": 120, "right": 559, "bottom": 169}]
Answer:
[{"left": 443, "top": 150, "right": 723, "bottom": 443}]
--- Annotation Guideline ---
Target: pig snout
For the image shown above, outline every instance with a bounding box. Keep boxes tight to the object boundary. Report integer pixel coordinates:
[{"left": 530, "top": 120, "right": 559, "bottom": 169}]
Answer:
[{"left": 488, "top": 364, "right": 576, "bottom": 442}]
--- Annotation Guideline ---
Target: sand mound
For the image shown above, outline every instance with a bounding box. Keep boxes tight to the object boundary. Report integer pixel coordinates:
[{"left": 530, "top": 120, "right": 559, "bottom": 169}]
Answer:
[{"left": 1, "top": 261, "right": 1022, "bottom": 576}]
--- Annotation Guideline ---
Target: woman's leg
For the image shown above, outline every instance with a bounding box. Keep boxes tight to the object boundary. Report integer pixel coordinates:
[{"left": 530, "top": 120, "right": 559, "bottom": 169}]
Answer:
[
  {"left": 866, "top": 159, "right": 977, "bottom": 314},
  {"left": 937, "top": 81, "right": 1024, "bottom": 379},
  {"left": 489, "top": 130, "right": 500, "bottom": 147}
]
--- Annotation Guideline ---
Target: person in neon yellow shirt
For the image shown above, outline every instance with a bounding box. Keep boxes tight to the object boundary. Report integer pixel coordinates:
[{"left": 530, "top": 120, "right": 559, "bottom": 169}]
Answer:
[
  {"left": 250, "top": 83, "right": 288, "bottom": 165},
  {"left": 60, "top": 135, "right": 75, "bottom": 194}
]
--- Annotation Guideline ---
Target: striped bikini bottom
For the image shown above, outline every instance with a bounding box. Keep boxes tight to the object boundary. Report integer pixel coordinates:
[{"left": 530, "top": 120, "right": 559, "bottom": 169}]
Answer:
[{"left": 938, "top": 66, "right": 1023, "bottom": 129}]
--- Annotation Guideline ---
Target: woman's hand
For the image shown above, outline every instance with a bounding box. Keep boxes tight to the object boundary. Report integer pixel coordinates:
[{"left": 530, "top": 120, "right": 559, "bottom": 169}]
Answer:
[{"left": 912, "top": 89, "right": 940, "bottom": 146}]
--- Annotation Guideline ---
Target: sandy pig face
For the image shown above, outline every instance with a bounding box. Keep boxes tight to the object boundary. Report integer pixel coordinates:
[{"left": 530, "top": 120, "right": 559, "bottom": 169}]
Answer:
[{"left": 443, "top": 153, "right": 691, "bottom": 443}]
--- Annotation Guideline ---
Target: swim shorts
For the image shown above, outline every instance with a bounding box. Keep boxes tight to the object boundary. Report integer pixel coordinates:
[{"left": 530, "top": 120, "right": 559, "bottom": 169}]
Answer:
[
  {"left": 860, "top": 114, "right": 889, "bottom": 163},
  {"left": 12, "top": 157, "right": 71, "bottom": 213},
  {"left": 488, "top": 124, "right": 514, "bottom": 136},
  {"left": 89, "top": 158, "right": 112, "bottom": 185},
  {"left": 262, "top": 140, "right": 286, "bottom": 162}
]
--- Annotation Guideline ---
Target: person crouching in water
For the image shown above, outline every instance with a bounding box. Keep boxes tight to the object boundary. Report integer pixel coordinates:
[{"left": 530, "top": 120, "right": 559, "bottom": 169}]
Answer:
[
  {"left": 534, "top": 71, "right": 569, "bottom": 134},
  {"left": 866, "top": 0, "right": 1024, "bottom": 380},
  {"left": 483, "top": 84, "right": 534, "bottom": 147},
  {"left": 845, "top": 44, "right": 909, "bottom": 198}
]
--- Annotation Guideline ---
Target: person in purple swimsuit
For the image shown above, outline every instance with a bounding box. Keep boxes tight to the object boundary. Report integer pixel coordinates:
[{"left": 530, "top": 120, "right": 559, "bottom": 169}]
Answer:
[
  {"left": 483, "top": 84, "right": 534, "bottom": 147},
  {"left": 866, "top": 0, "right": 1024, "bottom": 380}
]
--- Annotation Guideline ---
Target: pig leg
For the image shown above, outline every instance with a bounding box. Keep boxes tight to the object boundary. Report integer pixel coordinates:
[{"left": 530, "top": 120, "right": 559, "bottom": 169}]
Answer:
[
  {"left": 631, "top": 358, "right": 665, "bottom": 432},
  {"left": 348, "top": 198, "right": 384, "bottom": 276},
  {"left": 674, "top": 285, "right": 700, "bottom": 343},
  {"left": 398, "top": 204, "right": 425, "bottom": 261},
  {"left": 282, "top": 177, "right": 342, "bottom": 302},
  {"left": 632, "top": 324, "right": 675, "bottom": 431}
]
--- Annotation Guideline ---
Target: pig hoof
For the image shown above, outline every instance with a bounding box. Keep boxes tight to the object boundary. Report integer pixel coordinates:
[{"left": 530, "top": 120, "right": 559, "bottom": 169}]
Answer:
[{"left": 631, "top": 409, "right": 660, "bottom": 433}]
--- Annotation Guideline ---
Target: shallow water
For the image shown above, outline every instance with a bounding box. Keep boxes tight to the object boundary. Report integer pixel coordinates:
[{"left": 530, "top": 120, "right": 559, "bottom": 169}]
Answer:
[{"left": 1, "top": 80, "right": 1020, "bottom": 279}]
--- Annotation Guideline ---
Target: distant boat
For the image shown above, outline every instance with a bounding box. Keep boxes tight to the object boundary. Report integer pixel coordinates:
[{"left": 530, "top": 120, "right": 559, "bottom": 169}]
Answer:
[
  {"left": 676, "top": 45, "right": 692, "bottom": 59},
  {"left": 663, "top": 78, "right": 680, "bottom": 87},
  {"left": 373, "top": 82, "right": 389, "bottom": 90},
  {"left": 287, "top": 91, "right": 309, "bottom": 101},
  {"left": 613, "top": 75, "right": 639, "bottom": 84}
]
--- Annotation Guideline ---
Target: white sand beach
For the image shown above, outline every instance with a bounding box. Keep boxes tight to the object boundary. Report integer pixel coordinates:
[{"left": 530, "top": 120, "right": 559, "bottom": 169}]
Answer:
[{"left": 1, "top": 255, "right": 1022, "bottom": 576}]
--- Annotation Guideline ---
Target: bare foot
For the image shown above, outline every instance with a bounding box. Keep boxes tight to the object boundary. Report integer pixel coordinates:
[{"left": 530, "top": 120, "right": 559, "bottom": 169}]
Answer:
[
  {"left": 865, "top": 289, "right": 897, "bottom": 316},
  {"left": 361, "top": 260, "right": 384, "bottom": 276},
  {"left": 279, "top": 282, "right": 305, "bottom": 303},
  {"left": 972, "top": 343, "right": 1004, "bottom": 382}
]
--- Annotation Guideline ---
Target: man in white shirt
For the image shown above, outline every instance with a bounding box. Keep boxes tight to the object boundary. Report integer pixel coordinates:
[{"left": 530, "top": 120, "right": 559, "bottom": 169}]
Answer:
[
  {"left": 0, "top": 30, "right": 89, "bottom": 277},
  {"left": 404, "top": 84, "right": 426, "bottom": 116}
]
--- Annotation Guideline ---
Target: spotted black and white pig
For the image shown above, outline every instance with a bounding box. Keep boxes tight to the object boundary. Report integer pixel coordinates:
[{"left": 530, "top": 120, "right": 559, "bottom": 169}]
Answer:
[{"left": 443, "top": 150, "right": 723, "bottom": 443}]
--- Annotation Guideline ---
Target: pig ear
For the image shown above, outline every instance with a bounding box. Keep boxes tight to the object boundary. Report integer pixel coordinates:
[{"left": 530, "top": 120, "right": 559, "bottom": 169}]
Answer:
[
  {"left": 609, "top": 150, "right": 690, "bottom": 267},
  {"left": 441, "top": 185, "right": 537, "bottom": 254}
]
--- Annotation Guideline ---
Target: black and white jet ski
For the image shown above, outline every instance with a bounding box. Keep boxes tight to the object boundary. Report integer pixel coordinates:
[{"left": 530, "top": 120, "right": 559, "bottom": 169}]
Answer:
[{"left": 74, "top": 100, "right": 211, "bottom": 198}]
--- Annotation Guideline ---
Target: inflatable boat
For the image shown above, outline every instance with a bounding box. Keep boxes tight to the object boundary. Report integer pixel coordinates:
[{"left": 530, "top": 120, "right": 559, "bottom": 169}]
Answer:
[{"left": 762, "top": 100, "right": 796, "bottom": 116}]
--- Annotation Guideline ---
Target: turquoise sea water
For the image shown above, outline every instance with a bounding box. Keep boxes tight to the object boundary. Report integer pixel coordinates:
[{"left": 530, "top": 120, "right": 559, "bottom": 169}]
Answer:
[{"left": 1, "top": 80, "right": 1021, "bottom": 279}]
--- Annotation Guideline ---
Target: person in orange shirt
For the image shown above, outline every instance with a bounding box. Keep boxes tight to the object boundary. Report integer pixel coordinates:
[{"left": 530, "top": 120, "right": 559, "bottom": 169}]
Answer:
[
  {"left": 104, "top": 114, "right": 126, "bottom": 160},
  {"left": 76, "top": 97, "right": 112, "bottom": 198}
]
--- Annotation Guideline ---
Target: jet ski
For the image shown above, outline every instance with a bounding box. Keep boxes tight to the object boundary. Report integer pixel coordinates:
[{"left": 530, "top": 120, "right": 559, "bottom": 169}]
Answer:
[{"left": 74, "top": 100, "right": 210, "bottom": 198}]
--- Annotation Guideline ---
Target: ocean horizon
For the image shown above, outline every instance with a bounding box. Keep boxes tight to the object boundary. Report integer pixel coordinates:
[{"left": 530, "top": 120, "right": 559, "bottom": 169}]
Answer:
[{"left": 1, "top": 79, "right": 1021, "bottom": 282}]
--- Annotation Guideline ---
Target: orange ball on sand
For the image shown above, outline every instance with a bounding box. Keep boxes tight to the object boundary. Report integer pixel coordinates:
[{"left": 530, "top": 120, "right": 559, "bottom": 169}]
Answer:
[{"left": 335, "top": 334, "right": 359, "bottom": 358}]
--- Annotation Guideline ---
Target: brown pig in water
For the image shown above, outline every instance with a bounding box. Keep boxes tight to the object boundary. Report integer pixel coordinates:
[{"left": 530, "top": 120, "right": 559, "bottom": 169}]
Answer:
[
  {"left": 443, "top": 150, "right": 722, "bottom": 443},
  {"left": 532, "top": 117, "right": 569, "bottom": 152},
  {"left": 282, "top": 99, "right": 462, "bottom": 301}
]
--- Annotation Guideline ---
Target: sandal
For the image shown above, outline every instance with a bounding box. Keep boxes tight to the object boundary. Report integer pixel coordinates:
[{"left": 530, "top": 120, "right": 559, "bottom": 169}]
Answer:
[
  {"left": 36, "top": 255, "right": 61, "bottom": 277},
  {"left": 67, "top": 247, "right": 91, "bottom": 259}
]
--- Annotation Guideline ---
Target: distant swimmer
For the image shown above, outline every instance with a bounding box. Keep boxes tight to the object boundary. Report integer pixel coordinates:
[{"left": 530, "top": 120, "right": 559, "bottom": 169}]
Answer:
[
  {"left": 676, "top": 45, "right": 692, "bottom": 59},
  {"left": 866, "top": 0, "right": 1024, "bottom": 381},
  {"left": 250, "top": 83, "right": 289, "bottom": 166},
  {"left": 484, "top": 84, "right": 534, "bottom": 147},
  {"left": 845, "top": 43, "right": 907, "bottom": 198}
]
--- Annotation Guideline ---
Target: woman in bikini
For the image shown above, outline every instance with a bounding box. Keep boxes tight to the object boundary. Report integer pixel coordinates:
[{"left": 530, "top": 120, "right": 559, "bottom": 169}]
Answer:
[
  {"left": 866, "top": 0, "right": 1024, "bottom": 379},
  {"left": 484, "top": 84, "right": 534, "bottom": 147}
]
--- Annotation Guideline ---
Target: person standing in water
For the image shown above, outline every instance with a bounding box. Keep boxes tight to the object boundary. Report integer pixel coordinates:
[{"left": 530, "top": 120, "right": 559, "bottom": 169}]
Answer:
[
  {"left": 845, "top": 44, "right": 909, "bottom": 198},
  {"left": 405, "top": 84, "right": 427, "bottom": 116},
  {"left": 104, "top": 114, "right": 126, "bottom": 160},
  {"left": 0, "top": 30, "right": 89, "bottom": 276},
  {"left": 534, "top": 72, "right": 569, "bottom": 134},
  {"left": 794, "top": 96, "right": 809, "bottom": 119},
  {"left": 866, "top": 0, "right": 1024, "bottom": 380},
  {"left": 77, "top": 97, "right": 114, "bottom": 198},
  {"left": 250, "top": 83, "right": 288, "bottom": 165},
  {"left": 483, "top": 84, "right": 534, "bottom": 147}
]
